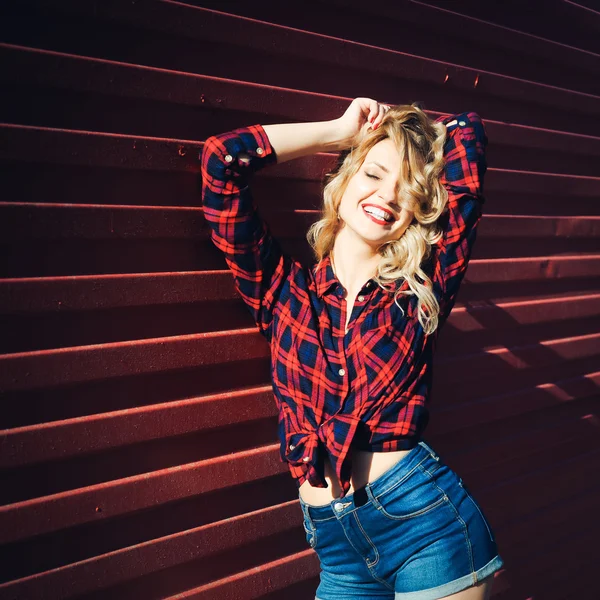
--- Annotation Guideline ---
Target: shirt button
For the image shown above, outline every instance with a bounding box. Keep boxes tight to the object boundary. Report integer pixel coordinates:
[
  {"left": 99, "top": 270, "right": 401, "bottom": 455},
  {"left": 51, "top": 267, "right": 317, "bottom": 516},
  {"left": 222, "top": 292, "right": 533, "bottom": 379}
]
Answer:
[
  {"left": 338, "top": 368, "right": 346, "bottom": 376},
  {"left": 358, "top": 295, "right": 365, "bottom": 302},
  {"left": 334, "top": 502, "right": 344, "bottom": 512},
  {"left": 224, "top": 154, "right": 233, "bottom": 162},
  {"left": 458, "top": 120, "right": 466, "bottom": 126},
  {"left": 256, "top": 147, "right": 264, "bottom": 155}
]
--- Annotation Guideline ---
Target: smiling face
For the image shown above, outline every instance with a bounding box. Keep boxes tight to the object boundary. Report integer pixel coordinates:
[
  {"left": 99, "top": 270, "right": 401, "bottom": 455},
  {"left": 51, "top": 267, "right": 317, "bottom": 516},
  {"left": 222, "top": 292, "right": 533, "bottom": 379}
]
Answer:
[{"left": 337, "top": 138, "right": 415, "bottom": 250}]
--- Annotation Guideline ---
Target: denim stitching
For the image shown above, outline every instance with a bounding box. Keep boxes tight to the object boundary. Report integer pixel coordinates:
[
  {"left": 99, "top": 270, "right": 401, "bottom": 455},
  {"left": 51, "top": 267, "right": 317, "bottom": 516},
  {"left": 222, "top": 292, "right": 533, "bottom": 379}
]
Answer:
[
  {"left": 300, "top": 495, "right": 361, "bottom": 521},
  {"left": 369, "top": 457, "right": 445, "bottom": 521},
  {"left": 312, "top": 514, "right": 337, "bottom": 523},
  {"left": 352, "top": 512, "right": 380, "bottom": 568},
  {"left": 373, "top": 454, "right": 431, "bottom": 499},
  {"left": 301, "top": 503, "right": 318, "bottom": 548},
  {"left": 299, "top": 496, "right": 337, "bottom": 523},
  {"left": 426, "top": 468, "right": 477, "bottom": 584},
  {"left": 310, "top": 503, "right": 373, "bottom": 522},
  {"left": 374, "top": 491, "right": 447, "bottom": 521},
  {"left": 418, "top": 441, "right": 440, "bottom": 460},
  {"left": 460, "top": 481, "right": 495, "bottom": 544},
  {"left": 353, "top": 513, "right": 395, "bottom": 591},
  {"left": 302, "top": 518, "right": 317, "bottom": 548},
  {"left": 338, "top": 516, "right": 374, "bottom": 567}
]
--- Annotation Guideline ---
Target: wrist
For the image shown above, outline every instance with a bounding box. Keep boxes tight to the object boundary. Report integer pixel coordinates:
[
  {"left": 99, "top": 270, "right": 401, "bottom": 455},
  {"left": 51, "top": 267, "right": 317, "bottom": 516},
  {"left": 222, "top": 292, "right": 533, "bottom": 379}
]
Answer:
[{"left": 326, "top": 118, "right": 353, "bottom": 152}]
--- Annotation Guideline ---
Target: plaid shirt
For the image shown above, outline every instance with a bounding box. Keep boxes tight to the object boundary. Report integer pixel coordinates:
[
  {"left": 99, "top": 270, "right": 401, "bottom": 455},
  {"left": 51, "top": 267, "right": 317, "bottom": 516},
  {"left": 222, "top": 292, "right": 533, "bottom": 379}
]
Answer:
[{"left": 201, "top": 112, "right": 487, "bottom": 498}]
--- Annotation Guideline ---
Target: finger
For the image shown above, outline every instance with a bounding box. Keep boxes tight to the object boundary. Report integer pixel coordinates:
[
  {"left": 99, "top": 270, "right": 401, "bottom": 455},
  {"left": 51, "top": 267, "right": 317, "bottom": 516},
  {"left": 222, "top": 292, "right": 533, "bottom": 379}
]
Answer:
[
  {"left": 373, "top": 103, "right": 387, "bottom": 129},
  {"left": 365, "top": 98, "right": 379, "bottom": 124}
]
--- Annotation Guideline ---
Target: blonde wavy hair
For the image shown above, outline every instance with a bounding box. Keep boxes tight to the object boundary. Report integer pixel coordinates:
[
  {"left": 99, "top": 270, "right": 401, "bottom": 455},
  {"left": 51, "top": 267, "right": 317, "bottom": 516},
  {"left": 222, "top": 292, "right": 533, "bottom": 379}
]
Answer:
[{"left": 307, "top": 103, "right": 449, "bottom": 335}]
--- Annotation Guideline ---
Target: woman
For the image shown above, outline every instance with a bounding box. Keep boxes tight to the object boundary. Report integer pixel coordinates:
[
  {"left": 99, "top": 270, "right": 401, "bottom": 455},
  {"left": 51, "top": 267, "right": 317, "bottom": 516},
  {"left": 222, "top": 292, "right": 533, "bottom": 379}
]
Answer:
[{"left": 201, "top": 98, "right": 503, "bottom": 600}]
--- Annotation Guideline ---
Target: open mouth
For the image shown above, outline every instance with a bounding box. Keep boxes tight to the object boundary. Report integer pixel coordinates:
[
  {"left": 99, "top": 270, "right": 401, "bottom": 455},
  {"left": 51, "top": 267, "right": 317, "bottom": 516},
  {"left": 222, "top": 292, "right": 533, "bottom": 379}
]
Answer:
[{"left": 362, "top": 204, "right": 395, "bottom": 226}]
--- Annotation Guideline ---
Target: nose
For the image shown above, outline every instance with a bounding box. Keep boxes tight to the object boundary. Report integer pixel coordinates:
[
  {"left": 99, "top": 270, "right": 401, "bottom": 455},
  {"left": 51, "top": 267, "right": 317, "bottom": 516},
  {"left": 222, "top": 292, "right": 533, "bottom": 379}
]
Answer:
[{"left": 377, "top": 178, "right": 399, "bottom": 204}]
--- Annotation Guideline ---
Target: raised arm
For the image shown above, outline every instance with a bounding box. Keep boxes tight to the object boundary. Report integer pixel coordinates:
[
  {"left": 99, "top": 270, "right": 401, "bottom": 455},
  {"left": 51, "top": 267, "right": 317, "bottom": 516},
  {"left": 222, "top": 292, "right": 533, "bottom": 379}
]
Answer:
[
  {"left": 263, "top": 97, "right": 390, "bottom": 162},
  {"left": 432, "top": 111, "right": 489, "bottom": 325},
  {"left": 200, "top": 125, "right": 289, "bottom": 342},
  {"left": 200, "top": 99, "right": 390, "bottom": 340}
]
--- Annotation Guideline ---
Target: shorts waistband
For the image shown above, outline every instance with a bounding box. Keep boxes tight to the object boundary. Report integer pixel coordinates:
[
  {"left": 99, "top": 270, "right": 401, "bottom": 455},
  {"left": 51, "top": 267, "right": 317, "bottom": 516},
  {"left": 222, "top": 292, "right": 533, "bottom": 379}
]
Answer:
[{"left": 298, "top": 439, "right": 440, "bottom": 521}]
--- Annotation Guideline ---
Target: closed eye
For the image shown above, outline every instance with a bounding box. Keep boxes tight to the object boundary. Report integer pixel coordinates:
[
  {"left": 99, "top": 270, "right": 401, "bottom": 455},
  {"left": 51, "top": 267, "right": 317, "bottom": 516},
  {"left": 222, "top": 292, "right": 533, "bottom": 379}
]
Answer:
[{"left": 365, "top": 173, "right": 381, "bottom": 180}]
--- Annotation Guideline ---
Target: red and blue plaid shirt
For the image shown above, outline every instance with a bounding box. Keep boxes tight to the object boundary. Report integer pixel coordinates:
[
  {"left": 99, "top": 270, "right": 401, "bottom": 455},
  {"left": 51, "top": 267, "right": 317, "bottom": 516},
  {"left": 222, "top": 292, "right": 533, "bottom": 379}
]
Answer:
[{"left": 201, "top": 112, "right": 488, "bottom": 498}]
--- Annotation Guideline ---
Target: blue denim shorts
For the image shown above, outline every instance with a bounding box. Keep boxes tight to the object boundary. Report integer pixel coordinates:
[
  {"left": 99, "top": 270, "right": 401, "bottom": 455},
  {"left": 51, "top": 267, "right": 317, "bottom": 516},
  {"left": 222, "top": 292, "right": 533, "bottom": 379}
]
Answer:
[{"left": 298, "top": 440, "right": 504, "bottom": 600}]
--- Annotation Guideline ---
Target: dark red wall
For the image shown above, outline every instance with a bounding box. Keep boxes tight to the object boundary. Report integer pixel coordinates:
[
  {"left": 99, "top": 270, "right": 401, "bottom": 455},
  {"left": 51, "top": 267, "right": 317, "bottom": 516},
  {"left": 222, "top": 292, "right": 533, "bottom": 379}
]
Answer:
[{"left": 1, "top": 1, "right": 599, "bottom": 598}]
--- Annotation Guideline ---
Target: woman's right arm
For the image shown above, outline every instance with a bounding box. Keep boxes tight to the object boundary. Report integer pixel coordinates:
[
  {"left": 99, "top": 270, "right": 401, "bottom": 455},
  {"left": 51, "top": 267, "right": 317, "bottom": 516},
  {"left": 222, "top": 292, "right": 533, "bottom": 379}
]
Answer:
[
  {"left": 263, "top": 98, "right": 390, "bottom": 162},
  {"left": 200, "top": 99, "right": 388, "bottom": 340},
  {"left": 261, "top": 120, "right": 345, "bottom": 163}
]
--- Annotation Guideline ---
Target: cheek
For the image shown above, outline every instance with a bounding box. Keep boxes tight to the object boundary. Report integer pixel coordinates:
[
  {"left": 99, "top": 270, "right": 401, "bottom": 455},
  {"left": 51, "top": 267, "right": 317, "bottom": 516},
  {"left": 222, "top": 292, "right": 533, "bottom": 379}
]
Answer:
[
  {"left": 343, "top": 177, "right": 374, "bottom": 203},
  {"left": 339, "top": 181, "right": 373, "bottom": 217},
  {"left": 395, "top": 212, "right": 415, "bottom": 237},
  {"left": 355, "top": 180, "right": 373, "bottom": 196}
]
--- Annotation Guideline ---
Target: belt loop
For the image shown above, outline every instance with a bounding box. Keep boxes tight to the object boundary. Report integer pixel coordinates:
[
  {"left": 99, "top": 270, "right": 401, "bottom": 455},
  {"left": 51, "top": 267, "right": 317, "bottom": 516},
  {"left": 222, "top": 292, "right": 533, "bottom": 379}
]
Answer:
[
  {"left": 365, "top": 484, "right": 377, "bottom": 505},
  {"left": 419, "top": 439, "right": 440, "bottom": 461}
]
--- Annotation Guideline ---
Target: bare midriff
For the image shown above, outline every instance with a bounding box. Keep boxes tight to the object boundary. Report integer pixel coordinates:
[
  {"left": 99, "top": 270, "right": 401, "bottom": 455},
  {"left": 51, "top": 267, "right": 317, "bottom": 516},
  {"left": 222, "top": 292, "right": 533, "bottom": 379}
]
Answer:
[{"left": 298, "top": 447, "right": 413, "bottom": 506}]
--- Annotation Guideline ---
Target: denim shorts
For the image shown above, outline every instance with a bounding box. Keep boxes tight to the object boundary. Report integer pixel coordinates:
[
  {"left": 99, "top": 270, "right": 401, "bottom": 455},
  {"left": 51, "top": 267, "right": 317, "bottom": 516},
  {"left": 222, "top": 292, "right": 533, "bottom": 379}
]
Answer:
[{"left": 298, "top": 440, "right": 504, "bottom": 600}]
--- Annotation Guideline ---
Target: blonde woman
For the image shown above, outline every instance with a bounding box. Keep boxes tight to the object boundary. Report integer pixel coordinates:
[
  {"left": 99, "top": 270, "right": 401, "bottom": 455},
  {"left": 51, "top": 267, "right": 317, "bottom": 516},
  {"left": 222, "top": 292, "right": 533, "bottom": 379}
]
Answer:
[{"left": 201, "top": 97, "right": 503, "bottom": 600}]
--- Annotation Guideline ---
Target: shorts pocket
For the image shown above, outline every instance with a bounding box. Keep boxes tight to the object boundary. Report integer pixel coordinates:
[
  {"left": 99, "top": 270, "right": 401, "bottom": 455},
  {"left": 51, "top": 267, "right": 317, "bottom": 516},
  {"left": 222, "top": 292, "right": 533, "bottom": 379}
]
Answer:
[
  {"left": 458, "top": 478, "right": 495, "bottom": 544},
  {"left": 302, "top": 513, "right": 317, "bottom": 549},
  {"left": 372, "top": 459, "right": 448, "bottom": 520}
]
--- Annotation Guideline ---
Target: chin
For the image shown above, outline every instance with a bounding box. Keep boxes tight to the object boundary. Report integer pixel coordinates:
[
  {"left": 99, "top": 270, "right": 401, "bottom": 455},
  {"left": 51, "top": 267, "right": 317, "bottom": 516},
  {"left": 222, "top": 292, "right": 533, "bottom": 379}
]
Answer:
[
  {"left": 340, "top": 218, "right": 400, "bottom": 248},
  {"left": 356, "top": 231, "right": 396, "bottom": 248}
]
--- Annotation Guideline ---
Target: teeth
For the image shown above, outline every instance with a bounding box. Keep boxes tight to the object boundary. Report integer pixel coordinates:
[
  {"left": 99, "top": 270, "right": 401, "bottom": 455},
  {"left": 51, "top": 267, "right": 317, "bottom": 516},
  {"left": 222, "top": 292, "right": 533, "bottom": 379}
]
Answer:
[{"left": 364, "top": 206, "right": 392, "bottom": 222}]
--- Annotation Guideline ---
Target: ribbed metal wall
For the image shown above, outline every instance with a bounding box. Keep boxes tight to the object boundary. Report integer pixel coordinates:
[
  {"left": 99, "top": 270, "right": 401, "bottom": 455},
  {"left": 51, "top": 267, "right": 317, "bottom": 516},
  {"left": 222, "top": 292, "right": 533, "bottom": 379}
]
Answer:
[{"left": 1, "top": 1, "right": 598, "bottom": 598}]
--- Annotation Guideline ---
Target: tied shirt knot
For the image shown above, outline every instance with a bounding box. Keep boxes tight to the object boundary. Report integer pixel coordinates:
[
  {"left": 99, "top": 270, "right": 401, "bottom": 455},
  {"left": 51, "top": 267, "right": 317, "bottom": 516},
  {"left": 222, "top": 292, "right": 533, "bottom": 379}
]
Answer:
[{"left": 284, "top": 417, "right": 360, "bottom": 495}]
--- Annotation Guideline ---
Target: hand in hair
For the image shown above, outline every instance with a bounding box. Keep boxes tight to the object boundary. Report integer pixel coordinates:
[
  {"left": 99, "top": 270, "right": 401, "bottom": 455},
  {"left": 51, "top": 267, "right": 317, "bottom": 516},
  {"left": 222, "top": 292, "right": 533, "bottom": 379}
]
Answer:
[
  {"left": 261, "top": 98, "right": 389, "bottom": 164},
  {"left": 334, "top": 97, "right": 391, "bottom": 148}
]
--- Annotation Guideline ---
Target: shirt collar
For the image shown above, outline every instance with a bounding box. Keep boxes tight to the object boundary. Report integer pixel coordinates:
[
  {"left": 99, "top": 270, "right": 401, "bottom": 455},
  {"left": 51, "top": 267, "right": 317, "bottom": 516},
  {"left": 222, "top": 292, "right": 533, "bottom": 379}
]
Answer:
[
  {"left": 313, "top": 255, "right": 401, "bottom": 298},
  {"left": 313, "top": 255, "right": 338, "bottom": 298}
]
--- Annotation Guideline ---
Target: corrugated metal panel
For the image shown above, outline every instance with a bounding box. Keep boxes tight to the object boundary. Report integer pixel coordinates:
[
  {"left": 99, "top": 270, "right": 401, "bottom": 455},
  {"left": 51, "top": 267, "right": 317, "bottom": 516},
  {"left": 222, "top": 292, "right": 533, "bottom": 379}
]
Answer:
[{"left": 0, "top": 1, "right": 598, "bottom": 598}]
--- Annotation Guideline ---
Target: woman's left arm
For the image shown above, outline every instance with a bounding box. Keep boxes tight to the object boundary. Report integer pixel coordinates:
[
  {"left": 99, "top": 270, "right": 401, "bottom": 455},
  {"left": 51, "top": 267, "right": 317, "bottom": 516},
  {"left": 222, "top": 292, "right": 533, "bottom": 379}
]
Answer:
[{"left": 432, "top": 111, "right": 489, "bottom": 324}]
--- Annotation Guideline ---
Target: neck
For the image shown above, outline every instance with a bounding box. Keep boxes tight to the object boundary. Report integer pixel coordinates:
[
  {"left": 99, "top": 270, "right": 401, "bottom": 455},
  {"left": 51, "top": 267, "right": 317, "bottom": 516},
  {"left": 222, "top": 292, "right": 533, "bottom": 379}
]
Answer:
[{"left": 331, "top": 227, "right": 380, "bottom": 293}]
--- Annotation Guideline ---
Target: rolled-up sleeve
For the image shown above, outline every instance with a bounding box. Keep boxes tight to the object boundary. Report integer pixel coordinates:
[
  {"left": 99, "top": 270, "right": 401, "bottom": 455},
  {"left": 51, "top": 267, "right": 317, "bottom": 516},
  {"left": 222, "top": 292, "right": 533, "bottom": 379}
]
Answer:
[
  {"left": 432, "top": 112, "right": 489, "bottom": 323},
  {"left": 200, "top": 125, "right": 291, "bottom": 342}
]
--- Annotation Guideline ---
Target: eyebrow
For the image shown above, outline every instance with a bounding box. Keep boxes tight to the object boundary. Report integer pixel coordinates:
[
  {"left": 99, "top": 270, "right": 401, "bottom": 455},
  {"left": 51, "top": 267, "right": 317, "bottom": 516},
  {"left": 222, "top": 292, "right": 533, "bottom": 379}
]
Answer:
[{"left": 366, "top": 161, "right": 390, "bottom": 173}]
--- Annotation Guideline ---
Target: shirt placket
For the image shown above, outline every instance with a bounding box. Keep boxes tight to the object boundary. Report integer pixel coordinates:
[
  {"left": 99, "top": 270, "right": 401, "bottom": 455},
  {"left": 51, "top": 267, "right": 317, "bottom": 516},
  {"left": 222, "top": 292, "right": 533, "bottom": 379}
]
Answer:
[
  {"left": 325, "top": 281, "right": 375, "bottom": 416},
  {"left": 346, "top": 280, "right": 375, "bottom": 336},
  {"left": 319, "top": 287, "right": 348, "bottom": 417}
]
